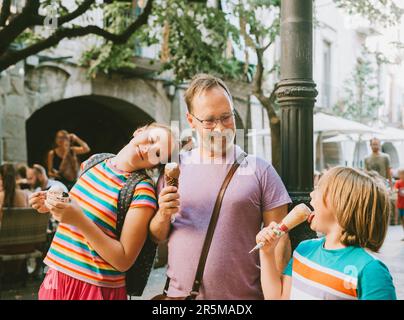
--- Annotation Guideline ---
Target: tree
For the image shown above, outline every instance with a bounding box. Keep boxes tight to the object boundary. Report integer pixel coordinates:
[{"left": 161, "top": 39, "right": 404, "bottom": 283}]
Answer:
[
  {"left": 1, "top": 0, "right": 403, "bottom": 171},
  {"left": 333, "top": 48, "right": 385, "bottom": 124},
  {"left": 0, "top": 0, "right": 153, "bottom": 72}
]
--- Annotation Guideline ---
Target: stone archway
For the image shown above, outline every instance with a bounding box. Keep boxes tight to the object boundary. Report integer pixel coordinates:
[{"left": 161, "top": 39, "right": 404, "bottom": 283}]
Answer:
[
  {"left": 26, "top": 95, "right": 154, "bottom": 167},
  {"left": 382, "top": 142, "right": 400, "bottom": 169}
]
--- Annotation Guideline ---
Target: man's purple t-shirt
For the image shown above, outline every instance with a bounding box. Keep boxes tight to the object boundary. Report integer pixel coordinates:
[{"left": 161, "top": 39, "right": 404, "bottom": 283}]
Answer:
[{"left": 165, "top": 145, "right": 291, "bottom": 300}]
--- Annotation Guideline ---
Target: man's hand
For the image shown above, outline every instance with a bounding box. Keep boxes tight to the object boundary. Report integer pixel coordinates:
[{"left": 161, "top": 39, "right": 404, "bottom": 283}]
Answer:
[
  {"left": 29, "top": 191, "right": 50, "bottom": 214},
  {"left": 157, "top": 186, "right": 180, "bottom": 220}
]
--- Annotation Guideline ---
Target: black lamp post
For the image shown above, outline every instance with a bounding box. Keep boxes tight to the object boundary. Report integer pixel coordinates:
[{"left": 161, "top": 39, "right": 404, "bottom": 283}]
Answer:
[{"left": 276, "top": 0, "right": 318, "bottom": 250}]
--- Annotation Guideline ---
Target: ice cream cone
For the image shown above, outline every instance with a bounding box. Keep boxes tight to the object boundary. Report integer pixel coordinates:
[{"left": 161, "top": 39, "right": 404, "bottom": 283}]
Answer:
[{"left": 164, "top": 162, "right": 180, "bottom": 188}]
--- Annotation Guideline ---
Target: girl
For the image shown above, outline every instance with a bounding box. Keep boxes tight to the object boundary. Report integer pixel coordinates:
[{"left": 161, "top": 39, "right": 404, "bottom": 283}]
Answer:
[
  {"left": 256, "top": 167, "right": 397, "bottom": 300},
  {"left": 0, "top": 163, "right": 30, "bottom": 221},
  {"left": 47, "top": 130, "right": 91, "bottom": 190},
  {"left": 30, "top": 123, "right": 175, "bottom": 300}
]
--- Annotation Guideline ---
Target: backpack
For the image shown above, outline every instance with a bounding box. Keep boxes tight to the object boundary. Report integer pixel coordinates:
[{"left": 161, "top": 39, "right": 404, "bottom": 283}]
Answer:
[{"left": 79, "top": 153, "right": 157, "bottom": 296}]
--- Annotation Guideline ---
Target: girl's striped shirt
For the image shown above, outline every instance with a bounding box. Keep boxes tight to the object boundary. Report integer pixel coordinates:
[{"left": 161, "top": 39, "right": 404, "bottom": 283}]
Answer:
[
  {"left": 44, "top": 158, "right": 157, "bottom": 288},
  {"left": 283, "top": 237, "right": 396, "bottom": 300}
]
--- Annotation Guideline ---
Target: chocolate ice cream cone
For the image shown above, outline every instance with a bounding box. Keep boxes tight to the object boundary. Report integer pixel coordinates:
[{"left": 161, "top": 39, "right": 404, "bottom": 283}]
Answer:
[{"left": 164, "top": 162, "right": 180, "bottom": 188}]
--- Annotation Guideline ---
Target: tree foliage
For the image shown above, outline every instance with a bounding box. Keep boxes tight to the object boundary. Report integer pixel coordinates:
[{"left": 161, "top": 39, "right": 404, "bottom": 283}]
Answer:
[
  {"left": 0, "top": 0, "right": 153, "bottom": 72},
  {"left": 334, "top": 0, "right": 404, "bottom": 27},
  {"left": 333, "top": 48, "right": 384, "bottom": 123}
]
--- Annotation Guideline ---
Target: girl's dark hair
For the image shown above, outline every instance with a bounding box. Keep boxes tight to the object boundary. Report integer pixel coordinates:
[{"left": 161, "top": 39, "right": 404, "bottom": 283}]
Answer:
[
  {"left": 54, "top": 130, "right": 70, "bottom": 148},
  {"left": 0, "top": 163, "right": 17, "bottom": 208}
]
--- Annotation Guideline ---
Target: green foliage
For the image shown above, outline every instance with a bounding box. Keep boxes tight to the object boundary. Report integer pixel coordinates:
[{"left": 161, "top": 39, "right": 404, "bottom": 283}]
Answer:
[
  {"left": 144, "top": 0, "right": 244, "bottom": 82},
  {"left": 334, "top": 0, "right": 404, "bottom": 27},
  {"left": 80, "top": 0, "right": 281, "bottom": 82},
  {"left": 79, "top": 2, "right": 139, "bottom": 76},
  {"left": 231, "top": 0, "right": 280, "bottom": 49},
  {"left": 333, "top": 48, "right": 383, "bottom": 123},
  {"left": 13, "top": 29, "right": 45, "bottom": 48}
]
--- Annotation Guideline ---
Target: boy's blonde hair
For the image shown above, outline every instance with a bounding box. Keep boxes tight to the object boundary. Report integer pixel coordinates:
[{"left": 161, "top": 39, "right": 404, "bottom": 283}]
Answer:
[
  {"left": 184, "top": 73, "right": 232, "bottom": 113},
  {"left": 320, "top": 167, "right": 390, "bottom": 252}
]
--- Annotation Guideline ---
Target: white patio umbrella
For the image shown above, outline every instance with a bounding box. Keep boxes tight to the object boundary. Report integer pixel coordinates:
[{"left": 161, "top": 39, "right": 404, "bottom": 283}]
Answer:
[
  {"left": 323, "top": 127, "right": 404, "bottom": 143},
  {"left": 377, "top": 127, "right": 404, "bottom": 141},
  {"left": 314, "top": 113, "right": 381, "bottom": 136},
  {"left": 314, "top": 113, "right": 381, "bottom": 170}
]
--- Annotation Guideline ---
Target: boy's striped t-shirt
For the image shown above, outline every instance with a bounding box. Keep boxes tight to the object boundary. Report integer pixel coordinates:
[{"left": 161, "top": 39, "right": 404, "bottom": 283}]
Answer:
[
  {"left": 44, "top": 158, "right": 157, "bottom": 288},
  {"left": 283, "top": 237, "right": 397, "bottom": 300}
]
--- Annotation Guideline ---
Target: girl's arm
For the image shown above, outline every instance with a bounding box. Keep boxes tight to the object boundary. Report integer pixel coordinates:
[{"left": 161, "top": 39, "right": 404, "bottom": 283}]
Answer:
[
  {"left": 47, "top": 150, "right": 58, "bottom": 178},
  {"left": 149, "top": 186, "right": 179, "bottom": 243},
  {"left": 47, "top": 199, "right": 155, "bottom": 272},
  {"left": 70, "top": 134, "right": 91, "bottom": 155}
]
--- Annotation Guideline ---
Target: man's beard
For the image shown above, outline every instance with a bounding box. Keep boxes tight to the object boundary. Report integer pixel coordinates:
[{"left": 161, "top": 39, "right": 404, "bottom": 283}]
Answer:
[
  {"left": 34, "top": 178, "right": 42, "bottom": 189},
  {"left": 196, "top": 129, "right": 235, "bottom": 157}
]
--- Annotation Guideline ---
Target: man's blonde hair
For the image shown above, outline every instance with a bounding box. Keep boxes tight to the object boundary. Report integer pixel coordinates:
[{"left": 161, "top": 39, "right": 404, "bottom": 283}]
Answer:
[
  {"left": 320, "top": 166, "right": 390, "bottom": 252},
  {"left": 184, "top": 73, "right": 232, "bottom": 113}
]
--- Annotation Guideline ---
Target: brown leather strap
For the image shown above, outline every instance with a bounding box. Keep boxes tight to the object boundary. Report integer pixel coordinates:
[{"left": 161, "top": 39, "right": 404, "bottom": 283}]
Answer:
[{"left": 187, "top": 152, "right": 247, "bottom": 299}]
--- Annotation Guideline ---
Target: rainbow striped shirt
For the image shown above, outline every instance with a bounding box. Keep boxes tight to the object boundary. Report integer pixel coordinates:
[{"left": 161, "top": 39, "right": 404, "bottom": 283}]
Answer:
[
  {"left": 44, "top": 158, "right": 157, "bottom": 288},
  {"left": 283, "top": 237, "right": 396, "bottom": 300}
]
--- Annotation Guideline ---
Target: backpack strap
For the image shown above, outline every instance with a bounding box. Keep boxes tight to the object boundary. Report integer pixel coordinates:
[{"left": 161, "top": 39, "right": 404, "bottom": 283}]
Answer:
[
  {"left": 79, "top": 153, "right": 116, "bottom": 178},
  {"left": 116, "top": 169, "right": 150, "bottom": 237},
  {"left": 78, "top": 152, "right": 152, "bottom": 237}
]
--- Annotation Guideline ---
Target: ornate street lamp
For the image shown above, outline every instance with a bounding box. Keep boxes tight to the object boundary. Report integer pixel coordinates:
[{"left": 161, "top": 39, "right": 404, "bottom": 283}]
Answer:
[{"left": 275, "top": 0, "right": 318, "bottom": 250}]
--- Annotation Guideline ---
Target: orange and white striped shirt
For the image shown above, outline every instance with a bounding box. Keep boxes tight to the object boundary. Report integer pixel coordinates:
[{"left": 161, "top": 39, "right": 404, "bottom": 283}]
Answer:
[{"left": 283, "top": 238, "right": 396, "bottom": 300}]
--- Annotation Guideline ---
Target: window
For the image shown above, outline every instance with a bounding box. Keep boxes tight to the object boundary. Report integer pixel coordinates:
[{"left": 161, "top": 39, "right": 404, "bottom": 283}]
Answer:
[{"left": 322, "top": 40, "right": 332, "bottom": 108}]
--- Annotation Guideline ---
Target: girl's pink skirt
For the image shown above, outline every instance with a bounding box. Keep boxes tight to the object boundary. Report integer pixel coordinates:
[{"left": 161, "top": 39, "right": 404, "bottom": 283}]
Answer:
[{"left": 38, "top": 268, "right": 127, "bottom": 300}]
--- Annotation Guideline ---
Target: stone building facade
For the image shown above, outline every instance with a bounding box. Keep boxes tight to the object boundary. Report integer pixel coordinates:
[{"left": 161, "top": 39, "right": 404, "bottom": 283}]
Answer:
[{"left": 0, "top": 59, "right": 253, "bottom": 166}]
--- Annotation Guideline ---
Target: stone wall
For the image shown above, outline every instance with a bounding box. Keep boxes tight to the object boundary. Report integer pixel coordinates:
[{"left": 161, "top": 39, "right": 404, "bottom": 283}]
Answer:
[{"left": 0, "top": 61, "right": 253, "bottom": 164}]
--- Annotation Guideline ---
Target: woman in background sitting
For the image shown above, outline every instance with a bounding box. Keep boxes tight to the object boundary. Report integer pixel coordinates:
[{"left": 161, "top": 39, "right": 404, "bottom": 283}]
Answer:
[{"left": 0, "top": 163, "right": 29, "bottom": 222}]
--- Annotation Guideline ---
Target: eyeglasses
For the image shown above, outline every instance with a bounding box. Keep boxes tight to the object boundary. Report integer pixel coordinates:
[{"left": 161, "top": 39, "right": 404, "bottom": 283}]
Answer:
[{"left": 191, "top": 111, "right": 235, "bottom": 129}]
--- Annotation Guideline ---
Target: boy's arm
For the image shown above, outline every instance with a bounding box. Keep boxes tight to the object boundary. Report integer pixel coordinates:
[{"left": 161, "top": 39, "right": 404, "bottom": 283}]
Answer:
[
  {"left": 260, "top": 250, "right": 292, "bottom": 300},
  {"left": 263, "top": 204, "right": 291, "bottom": 273}
]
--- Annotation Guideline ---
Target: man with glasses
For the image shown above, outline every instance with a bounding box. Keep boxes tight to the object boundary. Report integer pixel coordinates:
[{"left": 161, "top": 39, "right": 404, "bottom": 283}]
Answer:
[{"left": 150, "top": 74, "right": 291, "bottom": 299}]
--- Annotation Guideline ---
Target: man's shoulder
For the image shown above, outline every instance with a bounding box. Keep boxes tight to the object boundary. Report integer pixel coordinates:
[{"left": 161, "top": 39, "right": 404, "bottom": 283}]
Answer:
[
  {"left": 48, "top": 179, "right": 68, "bottom": 192},
  {"left": 380, "top": 152, "right": 391, "bottom": 159}
]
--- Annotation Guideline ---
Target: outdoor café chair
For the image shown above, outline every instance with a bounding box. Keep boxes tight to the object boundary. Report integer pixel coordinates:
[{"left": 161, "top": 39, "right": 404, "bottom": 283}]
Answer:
[{"left": 0, "top": 208, "right": 49, "bottom": 298}]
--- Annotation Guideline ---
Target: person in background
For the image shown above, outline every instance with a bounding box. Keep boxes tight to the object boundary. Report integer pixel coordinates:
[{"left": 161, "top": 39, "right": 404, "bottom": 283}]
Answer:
[
  {"left": 27, "top": 164, "right": 68, "bottom": 193},
  {"left": 16, "top": 163, "right": 31, "bottom": 190},
  {"left": 394, "top": 168, "right": 404, "bottom": 241},
  {"left": 47, "top": 130, "right": 90, "bottom": 190},
  {"left": 0, "top": 163, "right": 31, "bottom": 282},
  {"left": 364, "top": 138, "right": 392, "bottom": 189},
  {"left": 0, "top": 163, "right": 30, "bottom": 222}
]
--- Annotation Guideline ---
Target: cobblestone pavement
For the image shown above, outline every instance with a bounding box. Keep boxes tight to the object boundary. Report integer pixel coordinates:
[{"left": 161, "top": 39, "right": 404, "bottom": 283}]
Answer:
[
  {"left": 1, "top": 226, "right": 403, "bottom": 300},
  {"left": 377, "top": 226, "right": 404, "bottom": 300}
]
